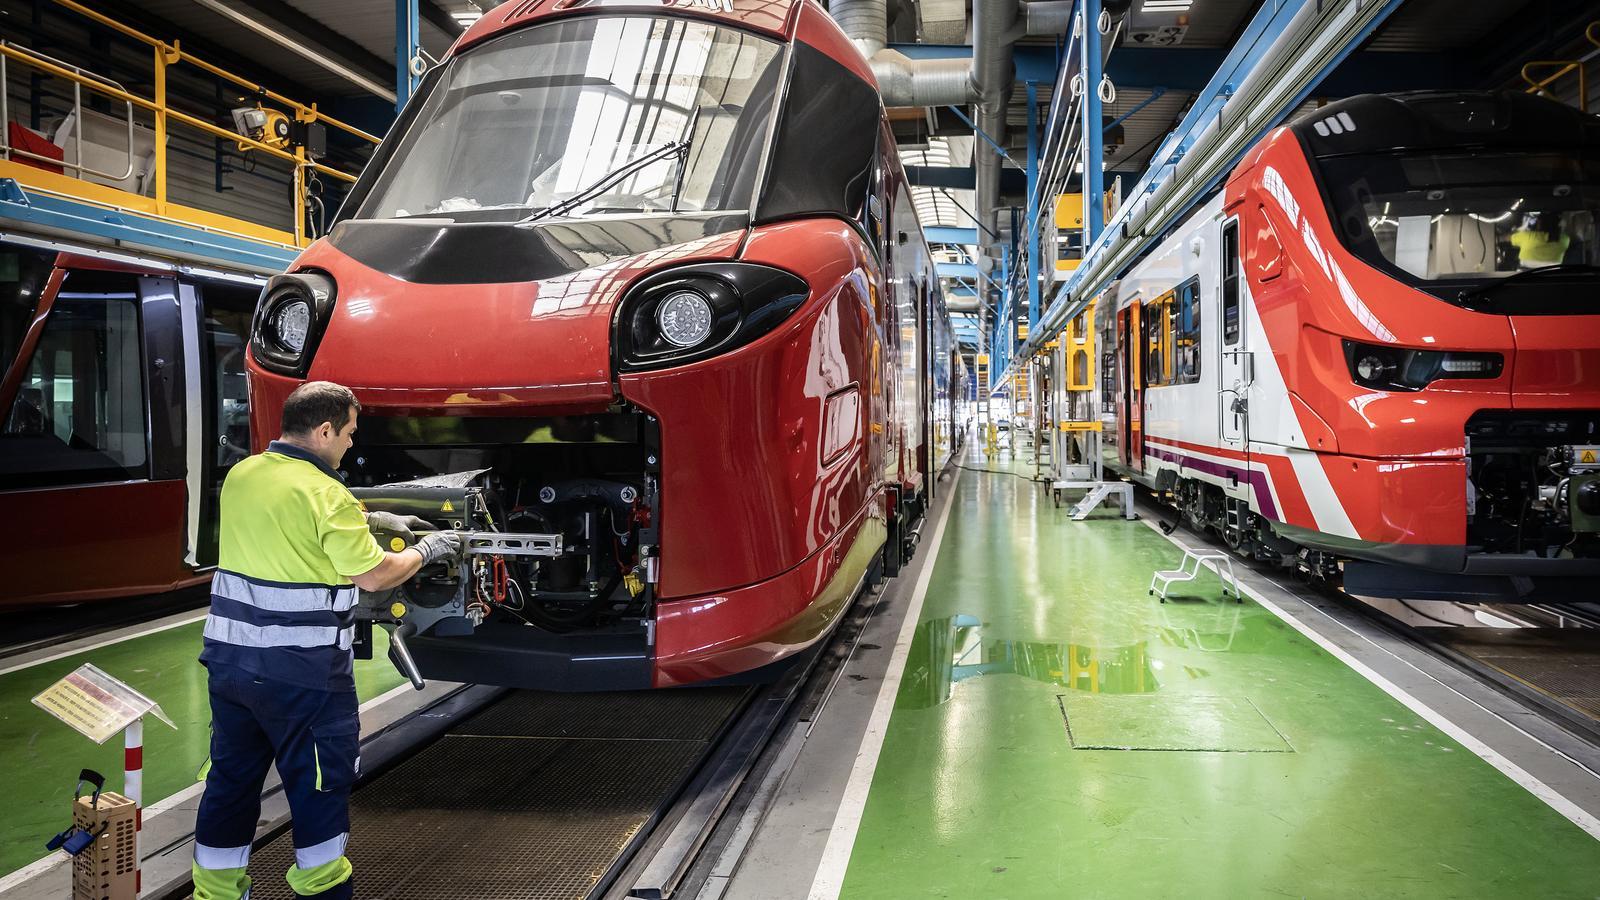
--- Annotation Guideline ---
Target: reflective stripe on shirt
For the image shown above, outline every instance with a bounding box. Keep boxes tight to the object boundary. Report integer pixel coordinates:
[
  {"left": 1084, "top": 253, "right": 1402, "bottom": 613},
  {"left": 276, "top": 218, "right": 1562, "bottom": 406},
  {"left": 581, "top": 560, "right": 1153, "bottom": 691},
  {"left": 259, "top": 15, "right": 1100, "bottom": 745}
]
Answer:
[{"left": 212, "top": 571, "right": 357, "bottom": 614}]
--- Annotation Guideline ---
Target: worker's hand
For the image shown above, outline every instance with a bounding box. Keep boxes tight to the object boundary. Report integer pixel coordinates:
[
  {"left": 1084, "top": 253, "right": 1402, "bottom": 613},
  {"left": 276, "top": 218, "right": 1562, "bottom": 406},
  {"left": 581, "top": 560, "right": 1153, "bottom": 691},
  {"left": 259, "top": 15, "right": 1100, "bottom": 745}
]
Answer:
[
  {"left": 366, "top": 510, "right": 432, "bottom": 541},
  {"left": 412, "top": 530, "right": 464, "bottom": 567}
]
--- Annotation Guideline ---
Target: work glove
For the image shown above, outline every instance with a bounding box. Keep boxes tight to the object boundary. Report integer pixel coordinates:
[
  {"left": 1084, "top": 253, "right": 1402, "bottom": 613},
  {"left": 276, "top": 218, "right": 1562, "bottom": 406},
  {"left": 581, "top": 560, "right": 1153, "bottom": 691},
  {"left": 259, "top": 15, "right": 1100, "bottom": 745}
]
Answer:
[
  {"left": 412, "top": 530, "right": 465, "bottom": 567},
  {"left": 366, "top": 510, "right": 432, "bottom": 541}
]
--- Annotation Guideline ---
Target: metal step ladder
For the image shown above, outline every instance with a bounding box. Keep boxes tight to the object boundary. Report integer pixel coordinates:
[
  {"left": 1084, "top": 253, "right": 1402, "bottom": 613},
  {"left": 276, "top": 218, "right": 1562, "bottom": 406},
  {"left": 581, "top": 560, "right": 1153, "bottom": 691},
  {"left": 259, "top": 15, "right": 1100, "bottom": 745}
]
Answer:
[{"left": 1148, "top": 548, "right": 1241, "bottom": 602}]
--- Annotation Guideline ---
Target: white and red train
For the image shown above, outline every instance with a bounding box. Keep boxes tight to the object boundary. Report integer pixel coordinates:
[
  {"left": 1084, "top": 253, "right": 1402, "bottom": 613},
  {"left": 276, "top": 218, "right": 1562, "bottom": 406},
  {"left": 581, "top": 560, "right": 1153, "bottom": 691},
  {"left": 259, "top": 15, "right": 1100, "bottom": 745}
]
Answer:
[{"left": 1096, "top": 91, "right": 1600, "bottom": 602}]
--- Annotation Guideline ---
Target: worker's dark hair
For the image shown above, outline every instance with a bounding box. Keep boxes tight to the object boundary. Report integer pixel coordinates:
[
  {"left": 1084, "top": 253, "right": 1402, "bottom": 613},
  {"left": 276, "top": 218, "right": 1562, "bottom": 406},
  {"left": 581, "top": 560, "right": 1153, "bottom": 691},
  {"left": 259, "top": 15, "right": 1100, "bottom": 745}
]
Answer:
[{"left": 281, "top": 381, "right": 360, "bottom": 436}]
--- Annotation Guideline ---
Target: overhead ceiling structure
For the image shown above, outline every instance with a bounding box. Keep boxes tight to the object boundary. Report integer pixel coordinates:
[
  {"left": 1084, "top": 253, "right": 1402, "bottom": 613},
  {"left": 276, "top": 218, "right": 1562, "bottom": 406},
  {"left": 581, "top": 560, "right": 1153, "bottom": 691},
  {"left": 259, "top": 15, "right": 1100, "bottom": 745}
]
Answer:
[{"left": 47, "top": 0, "right": 1600, "bottom": 351}]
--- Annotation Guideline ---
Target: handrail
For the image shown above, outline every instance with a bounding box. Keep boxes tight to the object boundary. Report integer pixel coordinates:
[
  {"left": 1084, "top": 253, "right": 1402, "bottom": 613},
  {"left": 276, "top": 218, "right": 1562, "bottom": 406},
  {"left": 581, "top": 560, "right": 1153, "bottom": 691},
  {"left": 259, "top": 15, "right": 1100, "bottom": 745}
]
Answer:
[
  {"left": 0, "top": 43, "right": 136, "bottom": 183},
  {"left": 49, "top": 0, "right": 381, "bottom": 146},
  {"left": 0, "top": 43, "right": 356, "bottom": 183},
  {"left": 0, "top": 38, "right": 362, "bottom": 246},
  {"left": 1522, "top": 60, "right": 1588, "bottom": 112}
]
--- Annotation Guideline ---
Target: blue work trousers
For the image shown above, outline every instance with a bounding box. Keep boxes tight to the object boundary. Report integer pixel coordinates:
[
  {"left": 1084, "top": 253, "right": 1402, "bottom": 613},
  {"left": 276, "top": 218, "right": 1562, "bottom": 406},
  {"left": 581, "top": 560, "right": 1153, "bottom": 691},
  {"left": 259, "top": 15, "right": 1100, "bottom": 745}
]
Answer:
[{"left": 192, "top": 664, "right": 359, "bottom": 899}]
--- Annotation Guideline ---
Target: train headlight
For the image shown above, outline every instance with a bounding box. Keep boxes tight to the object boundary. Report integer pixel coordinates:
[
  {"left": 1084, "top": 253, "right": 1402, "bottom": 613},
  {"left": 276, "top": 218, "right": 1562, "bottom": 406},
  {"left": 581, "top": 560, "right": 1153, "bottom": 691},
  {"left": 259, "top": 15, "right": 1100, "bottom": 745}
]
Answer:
[
  {"left": 250, "top": 272, "right": 338, "bottom": 377},
  {"left": 656, "top": 290, "right": 715, "bottom": 347},
  {"left": 272, "top": 299, "right": 312, "bottom": 353},
  {"left": 1354, "top": 354, "right": 1389, "bottom": 383},
  {"left": 1344, "top": 340, "right": 1503, "bottom": 391},
  {"left": 616, "top": 263, "right": 809, "bottom": 372}
]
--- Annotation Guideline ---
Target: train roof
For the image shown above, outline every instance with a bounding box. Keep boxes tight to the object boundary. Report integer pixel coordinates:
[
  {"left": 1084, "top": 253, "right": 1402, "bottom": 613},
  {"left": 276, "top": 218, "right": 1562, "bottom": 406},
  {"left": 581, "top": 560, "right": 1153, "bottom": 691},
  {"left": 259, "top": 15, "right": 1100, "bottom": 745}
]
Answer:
[
  {"left": 1287, "top": 90, "right": 1600, "bottom": 158},
  {"left": 455, "top": 0, "right": 803, "bottom": 51}
]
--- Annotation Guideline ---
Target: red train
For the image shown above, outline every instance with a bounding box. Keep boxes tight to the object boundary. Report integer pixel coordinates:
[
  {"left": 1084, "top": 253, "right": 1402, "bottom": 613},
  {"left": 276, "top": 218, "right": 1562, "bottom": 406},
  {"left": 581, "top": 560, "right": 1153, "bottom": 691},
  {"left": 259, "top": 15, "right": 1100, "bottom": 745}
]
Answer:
[
  {"left": 1095, "top": 91, "right": 1600, "bottom": 602},
  {"left": 245, "top": 0, "right": 967, "bottom": 688}
]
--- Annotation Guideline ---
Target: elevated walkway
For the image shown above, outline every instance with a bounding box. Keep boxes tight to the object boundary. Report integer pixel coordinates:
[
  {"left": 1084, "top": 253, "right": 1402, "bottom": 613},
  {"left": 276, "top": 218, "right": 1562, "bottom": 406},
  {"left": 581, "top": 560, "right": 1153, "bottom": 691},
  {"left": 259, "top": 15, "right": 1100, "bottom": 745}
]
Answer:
[{"left": 0, "top": 0, "right": 376, "bottom": 273}]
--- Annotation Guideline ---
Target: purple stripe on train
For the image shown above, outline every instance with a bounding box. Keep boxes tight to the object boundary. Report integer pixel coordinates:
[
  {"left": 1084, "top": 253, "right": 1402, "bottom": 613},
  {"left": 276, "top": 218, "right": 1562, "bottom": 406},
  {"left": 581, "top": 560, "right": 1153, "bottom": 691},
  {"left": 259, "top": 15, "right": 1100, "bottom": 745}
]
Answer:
[{"left": 1143, "top": 443, "right": 1280, "bottom": 521}]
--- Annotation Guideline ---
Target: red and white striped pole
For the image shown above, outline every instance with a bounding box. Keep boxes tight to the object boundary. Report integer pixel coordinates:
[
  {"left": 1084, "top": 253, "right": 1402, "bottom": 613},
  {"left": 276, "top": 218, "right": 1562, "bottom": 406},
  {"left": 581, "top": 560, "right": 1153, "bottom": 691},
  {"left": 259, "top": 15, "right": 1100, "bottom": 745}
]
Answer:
[{"left": 124, "top": 717, "right": 143, "bottom": 894}]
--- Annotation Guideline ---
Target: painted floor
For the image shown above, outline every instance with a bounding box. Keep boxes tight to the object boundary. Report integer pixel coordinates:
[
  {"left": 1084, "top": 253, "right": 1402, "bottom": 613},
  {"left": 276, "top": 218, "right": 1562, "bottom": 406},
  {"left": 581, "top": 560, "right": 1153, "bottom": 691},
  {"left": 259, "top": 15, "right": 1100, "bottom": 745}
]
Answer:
[
  {"left": 0, "top": 618, "right": 405, "bottom": 877},
  {"left": 838, "top": 455, "right": 1600, "bottom": 899}
]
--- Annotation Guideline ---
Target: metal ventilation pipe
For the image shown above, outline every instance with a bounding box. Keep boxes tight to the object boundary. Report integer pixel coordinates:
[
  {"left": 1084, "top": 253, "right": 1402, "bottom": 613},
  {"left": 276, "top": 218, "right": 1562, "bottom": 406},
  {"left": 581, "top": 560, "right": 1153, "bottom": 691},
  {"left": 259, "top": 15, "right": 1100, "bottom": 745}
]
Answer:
[
  {"left": 1023, "top": 1, "right": 1075, "bottom": 35},
  {"left": 831, "top": 0, "right": 978, "bottom": 107},
  {"left": 971, "top": 0, "right": 1019, "bottom": 278}
]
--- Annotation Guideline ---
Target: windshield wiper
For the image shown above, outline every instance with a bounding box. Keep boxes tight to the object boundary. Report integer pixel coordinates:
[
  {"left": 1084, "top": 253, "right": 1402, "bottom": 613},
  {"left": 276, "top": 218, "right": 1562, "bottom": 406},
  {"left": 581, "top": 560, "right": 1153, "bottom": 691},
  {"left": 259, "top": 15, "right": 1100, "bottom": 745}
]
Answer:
[
  {"left": 1455, "top": 263, "right": 1600, "bottom": 308},
  {"left": 669, "top": 105, "right": 703, "bottom": 214},
  {"left": 516, "top": 140, "right": 687, "bottom": 227}
]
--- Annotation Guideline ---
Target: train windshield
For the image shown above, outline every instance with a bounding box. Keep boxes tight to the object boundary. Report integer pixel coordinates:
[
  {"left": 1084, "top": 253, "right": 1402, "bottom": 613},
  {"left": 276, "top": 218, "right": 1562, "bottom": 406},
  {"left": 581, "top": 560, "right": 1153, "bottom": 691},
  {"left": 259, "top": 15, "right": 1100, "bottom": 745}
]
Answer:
[
  {"left": 1321, "top": 150, "right": 1600, "bottom": 306},
  {"left": 358, "top": 16, "right": 784, "bottom": 222}
]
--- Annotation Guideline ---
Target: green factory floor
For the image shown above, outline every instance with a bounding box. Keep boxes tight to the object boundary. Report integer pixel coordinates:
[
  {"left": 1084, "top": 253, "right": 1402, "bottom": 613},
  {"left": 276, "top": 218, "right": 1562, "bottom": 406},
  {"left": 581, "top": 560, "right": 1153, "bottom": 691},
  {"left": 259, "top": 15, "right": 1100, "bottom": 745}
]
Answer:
[
  {"left": 837, "top": 456, "right": 1600, "bottom": 899},
  {"left": 0, "top": 618, "right": 405, "bottom": 878}
]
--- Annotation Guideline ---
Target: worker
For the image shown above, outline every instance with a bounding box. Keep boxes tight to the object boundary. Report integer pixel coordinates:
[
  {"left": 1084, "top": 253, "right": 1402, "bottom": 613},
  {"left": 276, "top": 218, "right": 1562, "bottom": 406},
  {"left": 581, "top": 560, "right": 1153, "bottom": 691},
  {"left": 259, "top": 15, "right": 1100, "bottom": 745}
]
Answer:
[
  {"left": 1510, "top": 211, "right": 1570, "bottom": 269},
  {"left": 191, "top": 381, "right": 461, "bottom": 900}
]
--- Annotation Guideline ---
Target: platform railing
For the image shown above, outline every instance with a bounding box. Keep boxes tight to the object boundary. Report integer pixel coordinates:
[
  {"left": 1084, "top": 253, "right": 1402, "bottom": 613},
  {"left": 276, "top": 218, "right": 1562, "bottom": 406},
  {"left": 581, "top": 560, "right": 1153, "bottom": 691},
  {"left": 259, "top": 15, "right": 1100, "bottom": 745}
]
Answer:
[
  {"left": 0, "top": 0, "right": 381, "bottom": 247},
  {"left": 0, "top": 44, "right": 136, "bottom": 184}
]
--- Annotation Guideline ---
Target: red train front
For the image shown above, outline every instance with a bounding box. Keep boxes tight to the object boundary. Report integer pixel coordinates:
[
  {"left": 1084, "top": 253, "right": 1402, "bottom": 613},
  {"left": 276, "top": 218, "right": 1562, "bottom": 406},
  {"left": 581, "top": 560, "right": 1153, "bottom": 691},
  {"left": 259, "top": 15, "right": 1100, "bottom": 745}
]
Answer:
[
  {"left": 245, "top": 0, "right": 949, "bottom": 689},
  {"left": 1103, "top": 90, "right": 1600, "bottom": 604}
]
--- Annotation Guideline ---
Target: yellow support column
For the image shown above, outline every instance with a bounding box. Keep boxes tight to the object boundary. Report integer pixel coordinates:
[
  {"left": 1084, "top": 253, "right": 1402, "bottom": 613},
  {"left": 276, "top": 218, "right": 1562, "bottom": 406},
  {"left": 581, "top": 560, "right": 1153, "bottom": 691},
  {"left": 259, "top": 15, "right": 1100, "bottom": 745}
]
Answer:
[{"left": 153, "top": 42, "right": 178, "bottom": 215}]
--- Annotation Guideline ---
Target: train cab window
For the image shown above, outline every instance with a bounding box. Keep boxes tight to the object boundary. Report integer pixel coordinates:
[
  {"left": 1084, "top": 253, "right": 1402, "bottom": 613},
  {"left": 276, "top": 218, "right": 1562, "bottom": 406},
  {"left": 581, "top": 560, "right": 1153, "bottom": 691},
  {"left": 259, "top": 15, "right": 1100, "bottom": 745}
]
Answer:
[
  {"left": 1174, "top": 278, "right": 1201, "bottom": 384},
  {"left": 1221, "top": 220, "right": 1240, "bottom": 344},
  {"left": 1318, "top": 150, "right": 1599, "bottom": 312},
  {"left": 1, "top": 275, "right": 147, "bottom": 487},
  {"left": 356, "top": 16, "right": 784, "bottom": 222}
]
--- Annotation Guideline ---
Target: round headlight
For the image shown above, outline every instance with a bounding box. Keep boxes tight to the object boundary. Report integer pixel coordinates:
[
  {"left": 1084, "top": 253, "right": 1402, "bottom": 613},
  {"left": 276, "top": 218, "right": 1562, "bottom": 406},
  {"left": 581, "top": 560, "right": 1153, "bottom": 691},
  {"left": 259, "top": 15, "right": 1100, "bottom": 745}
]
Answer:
[
  {"left": 273, "top": 298, "right": 312, "bottom": 353},
  {"left": 1355, "top": 355, "right": 1387, "bottom": 382},
  {"left": 656, "top": 290, "right": 714, "bottom": 348}
]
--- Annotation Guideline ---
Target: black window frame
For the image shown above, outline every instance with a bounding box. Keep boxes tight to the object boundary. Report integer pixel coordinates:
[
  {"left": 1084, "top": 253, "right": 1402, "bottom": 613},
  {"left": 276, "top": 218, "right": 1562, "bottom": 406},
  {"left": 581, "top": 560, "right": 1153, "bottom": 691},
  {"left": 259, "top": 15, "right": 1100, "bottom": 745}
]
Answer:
[{"left": 1221, "top": 218, "right": 1241, "bottom": 345}]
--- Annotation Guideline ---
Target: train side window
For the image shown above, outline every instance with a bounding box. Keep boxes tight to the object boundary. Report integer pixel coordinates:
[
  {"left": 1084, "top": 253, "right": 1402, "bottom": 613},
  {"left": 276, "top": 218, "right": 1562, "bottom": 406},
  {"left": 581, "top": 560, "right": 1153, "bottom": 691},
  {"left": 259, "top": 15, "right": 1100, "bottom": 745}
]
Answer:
[
  {"left": 1222, "top": 219, "right": 1241, "bottom": 344},
  {"left": 1175, "top": 278, "right": 1201, "bottom": 384},
  {"left": 1143, "top": 299, "right": 1168, "bottom": 387},
  {"left": 1, "top": 276, "right": 147, "bottom": 488},
  {"left": 0, "top": 246, "right": 57, "bottom": 378}
]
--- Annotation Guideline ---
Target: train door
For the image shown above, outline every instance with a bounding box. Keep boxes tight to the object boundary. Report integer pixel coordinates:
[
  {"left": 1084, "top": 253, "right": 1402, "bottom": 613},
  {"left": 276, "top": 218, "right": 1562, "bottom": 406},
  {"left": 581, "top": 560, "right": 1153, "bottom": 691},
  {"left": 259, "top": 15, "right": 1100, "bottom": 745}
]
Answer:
[
  {"left": 188, "top": 279, "right": 257, "bottom": 566},
  {"left": 1116, "top": 302, "right": 1143, "bottom": 472},
  {"left": 1217, "top": 219, "right": 1248, "bottom": 452},
  {"left": 0, "top": 262, "right": 194, "bottom": 604}
]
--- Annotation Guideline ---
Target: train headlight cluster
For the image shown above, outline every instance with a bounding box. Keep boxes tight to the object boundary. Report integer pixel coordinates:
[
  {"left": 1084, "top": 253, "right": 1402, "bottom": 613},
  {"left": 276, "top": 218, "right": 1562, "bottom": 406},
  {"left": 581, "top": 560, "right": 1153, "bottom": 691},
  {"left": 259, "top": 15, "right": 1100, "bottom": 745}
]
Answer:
[
  {"left": 250, "top": 271, "right": 338, "bottom": 377},
  {"left": 617, "top": 263, "right": 809, "bottom": 372},
  {"left": 656, "top": 290, "right": 715, "bottom": 348},
  {"left": 272, "top": 299, "right": 312, "bottom": 353},
  {"left": 1344, "top": 340, "right": 1503, "bottom": 391}
]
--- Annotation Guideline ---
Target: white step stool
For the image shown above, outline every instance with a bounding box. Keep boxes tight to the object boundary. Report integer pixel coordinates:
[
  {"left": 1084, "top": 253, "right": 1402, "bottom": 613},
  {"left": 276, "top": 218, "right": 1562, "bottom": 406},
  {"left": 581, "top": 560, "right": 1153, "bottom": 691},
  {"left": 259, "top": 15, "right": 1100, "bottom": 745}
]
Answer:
[{"left": 1149, "top": 548, "right": 1241, "bottom": 602}]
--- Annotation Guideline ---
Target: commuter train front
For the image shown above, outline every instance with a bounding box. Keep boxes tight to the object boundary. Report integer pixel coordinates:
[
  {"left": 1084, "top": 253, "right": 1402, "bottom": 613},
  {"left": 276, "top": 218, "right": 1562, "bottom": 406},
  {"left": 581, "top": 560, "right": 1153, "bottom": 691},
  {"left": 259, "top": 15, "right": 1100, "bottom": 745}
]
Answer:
[
  {"left": 1101, "top": 91, "right": 1600, "bottom": 602},
  {"left": 244, "top": 0, "right": 943, "bottom": 688}
]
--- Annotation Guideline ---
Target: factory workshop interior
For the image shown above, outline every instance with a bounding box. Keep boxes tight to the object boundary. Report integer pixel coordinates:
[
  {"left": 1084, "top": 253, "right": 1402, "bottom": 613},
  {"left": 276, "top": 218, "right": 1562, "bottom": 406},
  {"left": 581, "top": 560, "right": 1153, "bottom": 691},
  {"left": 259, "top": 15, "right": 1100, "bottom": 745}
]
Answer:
[{"left": 2, "top": 0, "right": 1600, "bottom": 897}]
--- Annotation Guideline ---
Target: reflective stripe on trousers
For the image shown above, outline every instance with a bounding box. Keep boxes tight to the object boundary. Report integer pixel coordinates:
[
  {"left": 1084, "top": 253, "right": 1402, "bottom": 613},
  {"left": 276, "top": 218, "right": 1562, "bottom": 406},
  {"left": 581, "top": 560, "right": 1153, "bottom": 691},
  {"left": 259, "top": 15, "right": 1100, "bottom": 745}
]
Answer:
[{"left": 203, "top": 615, "right": 355, "bottom": 650}]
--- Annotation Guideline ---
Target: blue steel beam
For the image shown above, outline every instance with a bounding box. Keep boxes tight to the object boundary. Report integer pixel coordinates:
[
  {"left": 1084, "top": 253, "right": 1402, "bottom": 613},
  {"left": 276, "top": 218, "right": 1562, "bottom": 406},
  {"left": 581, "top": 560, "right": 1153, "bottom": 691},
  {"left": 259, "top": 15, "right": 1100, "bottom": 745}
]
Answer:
[
  {"left": 926, "top": 226, "right": 979, "bottom": 245},
  {"left": 0, "top": 180, "right": 296, "bottom": 272},
  {"left": 1081, "top": 0, "right": 1104, "bottom": 245},
  {"left": 1025, "top": 81, "right": 1040, "bottom": 332},
  {"left": 396, "top": 0, "right": 421, "bottom": 111},
  {"left": 937, "top": 262, "right": 978, "bottom": 279}
]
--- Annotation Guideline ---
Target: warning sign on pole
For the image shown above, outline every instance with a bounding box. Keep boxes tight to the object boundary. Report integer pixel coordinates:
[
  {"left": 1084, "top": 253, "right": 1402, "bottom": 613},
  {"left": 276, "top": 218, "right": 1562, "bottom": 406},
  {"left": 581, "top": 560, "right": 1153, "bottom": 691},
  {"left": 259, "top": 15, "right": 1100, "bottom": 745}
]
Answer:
[{"left": 32, "top": 664, "right": 174, "bottom": 745}]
